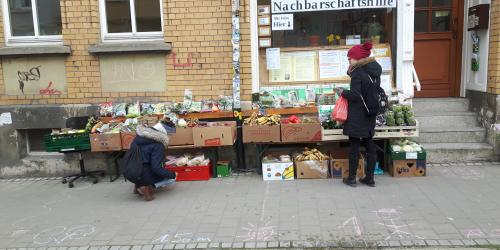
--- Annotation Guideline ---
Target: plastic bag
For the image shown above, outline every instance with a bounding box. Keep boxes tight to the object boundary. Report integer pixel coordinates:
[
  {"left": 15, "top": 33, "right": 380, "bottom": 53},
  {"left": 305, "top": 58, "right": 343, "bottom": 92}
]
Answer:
[
  {"left": 332, "top": 96, "right": 348, "bottom": 122},
  {"left": 99, "top": 102, "right": 113, "bottom": 117},
  {"left": 127, "top": 103, "right": 140, "bottom": 118},
  {"left": 113, "top": 103, "right": 127, "bottom": 117}
]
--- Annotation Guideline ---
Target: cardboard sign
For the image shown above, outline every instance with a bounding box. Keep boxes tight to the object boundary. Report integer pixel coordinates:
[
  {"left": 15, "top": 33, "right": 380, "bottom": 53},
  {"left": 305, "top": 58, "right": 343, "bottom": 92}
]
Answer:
[{"left": 272, "top": 14, "right": 294, "bottom": 30}]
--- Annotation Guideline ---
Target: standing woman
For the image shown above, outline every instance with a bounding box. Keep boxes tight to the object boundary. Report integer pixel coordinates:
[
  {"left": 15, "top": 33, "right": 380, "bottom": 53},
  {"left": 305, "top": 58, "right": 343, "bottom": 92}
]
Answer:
[{"left": 337, "top": 42, "right": 382, "bottom": 187}]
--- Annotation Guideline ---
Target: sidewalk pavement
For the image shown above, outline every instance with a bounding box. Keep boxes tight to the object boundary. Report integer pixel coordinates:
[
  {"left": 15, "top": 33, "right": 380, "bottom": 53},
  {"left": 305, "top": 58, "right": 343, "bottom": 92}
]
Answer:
[{"left": 1, "top": 163, "right": 500, "bottom": 249}]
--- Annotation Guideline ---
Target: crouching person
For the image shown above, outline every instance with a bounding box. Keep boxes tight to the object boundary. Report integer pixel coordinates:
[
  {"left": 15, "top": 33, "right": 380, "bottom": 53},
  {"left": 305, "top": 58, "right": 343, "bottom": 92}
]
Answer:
[{"left": 120, "top": 121, "right": 177, "bottom": 201}]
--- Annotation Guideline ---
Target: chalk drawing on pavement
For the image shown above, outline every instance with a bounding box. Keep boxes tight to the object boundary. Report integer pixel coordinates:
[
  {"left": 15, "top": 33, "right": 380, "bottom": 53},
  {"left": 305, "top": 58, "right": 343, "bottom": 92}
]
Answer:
[
  {"left": 236, "top": 221, "right": 277, "bottom": 241},
  {"left": 373, "top": 208, "right": 424, "bottom": 241},
  {"left": 152, "top": 233, "right": 211, "bottom": 244},
  {"left": 338, "top": 215, "right": 362, "bottom": 236},
  {"left": 33, "top": 225, "right": 95, "bottom": 245}
]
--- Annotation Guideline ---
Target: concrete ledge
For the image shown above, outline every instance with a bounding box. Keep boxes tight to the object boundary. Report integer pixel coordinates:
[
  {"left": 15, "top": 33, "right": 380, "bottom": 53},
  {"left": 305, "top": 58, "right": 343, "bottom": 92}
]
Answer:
[
  {"left": 89, "top": 41, "right": 172, "bottom": 54},
  {"left": 0, "top": 45, "right": 71, "bottom": 56}
]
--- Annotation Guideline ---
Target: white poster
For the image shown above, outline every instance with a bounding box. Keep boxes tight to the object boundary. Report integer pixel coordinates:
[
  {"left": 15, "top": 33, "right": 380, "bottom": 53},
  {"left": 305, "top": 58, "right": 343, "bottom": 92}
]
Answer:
[
  {"left": 271, "top": 0, "right": 396, "bottom": 13},
  {"left": 380, "top": 74, "right": 392, "bottom": 93},
  {"left": 266, "top": 48, "right": 281, "bottom": 70},
  {"left": 272, "top": 14, "right": 294, "bottom": 30},
  {"left": 0, "top": 112, "right": 12, "bottom": 126},
  {"left": 376, "top": 57, "right": 392, "bottom": 71},
  {"left": 319, "top": 50, "right": 342, "bottom": 79}
]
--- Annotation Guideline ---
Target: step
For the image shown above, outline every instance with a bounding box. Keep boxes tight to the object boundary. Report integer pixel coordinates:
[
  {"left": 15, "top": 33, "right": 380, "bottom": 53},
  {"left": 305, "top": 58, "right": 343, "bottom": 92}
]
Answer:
[
  {"left": 413, "top": 98, "right": 469, "bottom": 114},
  {"left": 415, "top": 112, "right": 478, "bottom": 129},
  {"left": 416, "top": 127, "right": 486, "bottom": 143},
  {"left": 421, "top": 142, "right": 496, "bottom": 163}
]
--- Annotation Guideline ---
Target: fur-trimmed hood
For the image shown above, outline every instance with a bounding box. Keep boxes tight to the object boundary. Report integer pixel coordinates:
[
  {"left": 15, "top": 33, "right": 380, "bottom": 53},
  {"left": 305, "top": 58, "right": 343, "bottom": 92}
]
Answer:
[
  {"left": 348, "top": 57, "right": 382, "bottom": 79},
  {"left": 135, "top": 125, "right": 169, "bottom": 148}
]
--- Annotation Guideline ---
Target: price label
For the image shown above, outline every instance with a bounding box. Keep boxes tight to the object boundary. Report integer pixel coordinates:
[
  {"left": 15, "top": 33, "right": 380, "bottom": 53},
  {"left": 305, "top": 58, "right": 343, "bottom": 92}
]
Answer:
[{"left": 406, "top": 152, "right": 418, "bottom": 160}]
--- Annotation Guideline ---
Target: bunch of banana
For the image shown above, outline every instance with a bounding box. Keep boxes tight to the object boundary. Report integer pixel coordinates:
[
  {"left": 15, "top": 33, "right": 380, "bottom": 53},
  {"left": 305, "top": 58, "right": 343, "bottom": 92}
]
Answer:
[
  {"left": 295, "top": 148, "right": 330, "bottom": 161},
  {"left": 244, "top": 112, "right": 281, "bottom": 126}
]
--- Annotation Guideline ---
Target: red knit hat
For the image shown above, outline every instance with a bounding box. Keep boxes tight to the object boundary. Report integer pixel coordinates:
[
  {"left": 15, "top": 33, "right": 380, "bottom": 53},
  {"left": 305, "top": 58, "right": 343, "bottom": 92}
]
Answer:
[{"left": 347, "top": 42, "right": 373, "bottom": 60}]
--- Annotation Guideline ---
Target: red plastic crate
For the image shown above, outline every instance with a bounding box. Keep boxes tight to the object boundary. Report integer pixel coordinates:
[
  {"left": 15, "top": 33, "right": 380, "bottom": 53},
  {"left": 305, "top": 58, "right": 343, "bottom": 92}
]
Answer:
[{"left": 165, "top": 164, "right": 212, "bottom": 181}]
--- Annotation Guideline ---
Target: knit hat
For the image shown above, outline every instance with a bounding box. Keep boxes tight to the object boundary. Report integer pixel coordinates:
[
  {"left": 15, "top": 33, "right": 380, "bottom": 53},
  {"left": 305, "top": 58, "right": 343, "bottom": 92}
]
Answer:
[{"left": 347, "top": 42, "right": 373, "bottom": 60}]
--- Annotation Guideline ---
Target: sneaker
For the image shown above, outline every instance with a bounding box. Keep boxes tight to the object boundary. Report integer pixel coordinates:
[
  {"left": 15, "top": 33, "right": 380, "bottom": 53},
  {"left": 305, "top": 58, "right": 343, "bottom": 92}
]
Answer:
[
  {"left": 359, "top": 177, "right": 375, "bottom": 187},
  {"left": 342, "top": 178, "right": 357, "bottom": 187},
  {"left": 137, "top": 186, "right": 154, "bottom": 201}
]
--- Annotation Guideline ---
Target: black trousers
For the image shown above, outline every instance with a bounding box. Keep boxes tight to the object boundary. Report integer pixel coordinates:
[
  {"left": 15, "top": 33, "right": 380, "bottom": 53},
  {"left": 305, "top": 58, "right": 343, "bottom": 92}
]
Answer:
[{"left": 348, "top": 137, "right": 377, "bottom": 180}]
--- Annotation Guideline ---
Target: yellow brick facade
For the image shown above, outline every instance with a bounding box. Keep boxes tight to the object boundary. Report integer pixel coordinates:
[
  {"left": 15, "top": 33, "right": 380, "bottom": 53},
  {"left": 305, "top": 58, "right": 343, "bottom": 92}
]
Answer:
[
  {"left": 488, "top": 0, "right": 500, "bottom": 95},
  {"left": 0, "top": 0, "right": 252, "bottom": 105}
]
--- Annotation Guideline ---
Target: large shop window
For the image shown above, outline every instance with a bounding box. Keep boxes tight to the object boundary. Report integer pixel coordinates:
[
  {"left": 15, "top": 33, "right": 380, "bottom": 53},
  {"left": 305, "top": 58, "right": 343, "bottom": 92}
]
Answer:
[
  {"left": 272, "top": 9, "right": 394, "bottom": 48},
  {"left": 1, "top": 0, "right": 62, "bottom": 45},
  {"left": 100, "top": 0, "right": 163, "bottom": 41}
]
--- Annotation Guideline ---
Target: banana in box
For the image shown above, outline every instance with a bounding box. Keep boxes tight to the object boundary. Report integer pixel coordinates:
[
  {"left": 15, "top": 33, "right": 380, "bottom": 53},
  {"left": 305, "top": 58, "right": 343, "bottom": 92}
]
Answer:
[{"left": 262, "top": 153, "right": 294, "bottom": 181}]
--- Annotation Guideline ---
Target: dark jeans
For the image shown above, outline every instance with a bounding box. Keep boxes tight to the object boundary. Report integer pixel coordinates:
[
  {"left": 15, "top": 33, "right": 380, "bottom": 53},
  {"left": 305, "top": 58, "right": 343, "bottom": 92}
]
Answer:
[{"left": 348, "top": 137, "right": 377, "bottom": 180}]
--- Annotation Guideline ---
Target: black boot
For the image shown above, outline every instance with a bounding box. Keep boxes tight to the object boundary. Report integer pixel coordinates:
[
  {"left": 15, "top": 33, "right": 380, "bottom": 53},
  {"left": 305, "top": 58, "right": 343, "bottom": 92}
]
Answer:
[
  {"left": 343, "top": 177, "right": 357, "bottom": 187},
  {"left": 359, "top": 177, "right": 375, "bottom": 187}
]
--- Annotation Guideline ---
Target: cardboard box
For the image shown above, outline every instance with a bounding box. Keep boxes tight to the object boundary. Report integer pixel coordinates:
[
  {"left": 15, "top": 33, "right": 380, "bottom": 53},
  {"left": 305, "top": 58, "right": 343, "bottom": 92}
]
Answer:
[
  {"left": 262, "top": 161, "right": 294, "bottom": 181},
  {"left": 169, "top": 127, "right": 194, "bottom": 146},
  {"left": 330, "top": 158, "right": 365, "bottom": 179},
  {"left": 281, "top": 121, "right": 321, "bottom": 142},
  {"left": 216, "top": 161, "right": 231, "bottom": 177},
  {"left": 295, "top": 160, "right": 329, "bottom": 179},
  {"left": 120, "top": 132, "right": 136, "bottom": 150},
  {"left": 243, "top": 124, "right": 281, "bottom": 143},
  {"left": 193, "top": 121, "right": 237, "bottom": 147},
  {"left": 90, "top": 133, "right": 122, "bottom": 152},
  {"left": 389, "top": 159, "right": 427, "bottom": 177}
]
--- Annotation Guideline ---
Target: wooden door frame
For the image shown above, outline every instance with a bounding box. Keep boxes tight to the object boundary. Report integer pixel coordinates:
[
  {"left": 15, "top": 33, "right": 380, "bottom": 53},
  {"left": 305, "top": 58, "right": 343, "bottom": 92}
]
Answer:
[{"left": 453, "top": 0, "right": 465, "bottom": 97}]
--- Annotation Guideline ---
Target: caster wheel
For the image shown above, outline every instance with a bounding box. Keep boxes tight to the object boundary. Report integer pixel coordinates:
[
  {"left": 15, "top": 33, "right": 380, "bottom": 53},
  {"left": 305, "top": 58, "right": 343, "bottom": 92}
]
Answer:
[
  {"left": 68, "top": 183, "right": 74, "bottom": 188},
  {"left": 93, "top": 179, "right": 98, "bottom": 184},
  {"left": 100, "top": 172, "right": 105, "bottom": 177},
  {"left": 62, "top": 179, "right": 67, "bottom": 184}
]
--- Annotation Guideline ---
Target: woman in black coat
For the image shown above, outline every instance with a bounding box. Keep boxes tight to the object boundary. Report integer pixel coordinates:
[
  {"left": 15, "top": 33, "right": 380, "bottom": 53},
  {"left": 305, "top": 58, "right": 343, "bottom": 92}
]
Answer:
[{"left": 337, "top": 42, "right": 382, "bottom": 187}]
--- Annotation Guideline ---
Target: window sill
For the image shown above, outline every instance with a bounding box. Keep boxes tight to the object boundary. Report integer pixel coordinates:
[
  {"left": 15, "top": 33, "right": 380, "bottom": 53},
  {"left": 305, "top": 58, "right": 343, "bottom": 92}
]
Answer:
[
  {"left": 88, "top": 41, "right": 172, "bottom": 54},
  {"left": 0, "top": 45, "right": 71, "bottom": 56}
]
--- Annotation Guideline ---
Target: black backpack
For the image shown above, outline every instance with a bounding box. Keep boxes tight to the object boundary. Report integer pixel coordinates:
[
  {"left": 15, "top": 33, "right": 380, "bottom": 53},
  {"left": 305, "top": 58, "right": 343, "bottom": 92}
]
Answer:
[
  {"left": 361, "top": 74, "right": 388, "bottom": 117},
  {"left": 118, "top": 143, "right": 145, "bottom": 183}
]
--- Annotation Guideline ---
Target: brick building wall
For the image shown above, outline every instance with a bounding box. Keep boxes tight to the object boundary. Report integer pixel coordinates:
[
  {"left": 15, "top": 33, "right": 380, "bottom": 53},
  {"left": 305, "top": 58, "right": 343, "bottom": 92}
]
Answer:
[
  {"left": 488, "top": 0, "right": 500, "bottom": 94},
  {"left": 0, "top": 0, "right": 252, "bottom": 105}
]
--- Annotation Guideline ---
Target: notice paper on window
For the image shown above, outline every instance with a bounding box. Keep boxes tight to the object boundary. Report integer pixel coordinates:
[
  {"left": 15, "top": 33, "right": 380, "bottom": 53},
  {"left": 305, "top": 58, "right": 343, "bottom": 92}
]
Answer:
[
  {"left": 372, "top": 47, "right": 389, "bottom": 57},
  {"left": 376, "top": 57, "right": 392, "bottom": 72},
  {"left": 293, "top": 51, "right": 317, "bottom": 81},
  {"left": 266, "top": 48, "right": 281, "bottom": 70},
  {"left": 270, "top": 53, "right": 294, "bottom": 82},
  {"left": 339, "top": 50, "right": 350, "bottom": 76},
  {"left": 319, "top": 50, "right": 342, "bottom": 79},
  {"left": 380, "top": 74, "right": 392, "bottom": 93}
]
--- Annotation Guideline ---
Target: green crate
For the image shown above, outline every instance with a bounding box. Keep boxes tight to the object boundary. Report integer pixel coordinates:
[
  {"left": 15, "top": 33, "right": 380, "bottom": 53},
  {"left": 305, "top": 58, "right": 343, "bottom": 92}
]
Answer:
[
  {"left": 44, "top": 133, "right": 91, "bottom": 152},
  {"left": 389, "top": 146, "right": 426, "bottom": 160},
  {"left": 216, "top": 161, "right": 231, "bottom": 177}
]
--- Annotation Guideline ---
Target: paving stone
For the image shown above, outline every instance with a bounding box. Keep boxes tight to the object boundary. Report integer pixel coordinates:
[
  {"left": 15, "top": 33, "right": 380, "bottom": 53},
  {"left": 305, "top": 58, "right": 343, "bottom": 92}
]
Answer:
[
  {"left": 449, "top": 239, "right": 464, "bottom": 246},
  {"left": 279, "top": 241, "right": 291, "bottom": 248},
  {"left": 388, "top": 241, "right": 400, "bottom": 247},
  {"left": 487, "top": 239, "right": 500, "bottom": 245},
  {"left": 162, "top": 244, "right": 175, "bottom": 250},
  {"left": 231, "top": 242, "right": 244, "bottom": 249},
  {"left": 438, "top": 239, "right": 451, "bottom": 246},
  {"left": 243, "top": 242, "right": 255, "bottom": 249},
  {"left": 474, "top": 239, "right": 489, "bottom": 245},
  {"left": 142, "top": 245, "right": 154, "bottom": 250},
  {"left": 425, "top": 240, "right": 439, "bottom": 246},
  {"left": 291, "top": 241, "right": 303, "bottom": 248},
  {"left": 221, "top": 243, "right": 232, "bottom": 249},
  {"left": 255, "top": 242, "right": 267, "bottom": 248},
  {"left": 267, "top": 241, "right": 279, "bottom": 248},
  {"left": 131, "top": 247, "right": 141, "bottom": 250},
  {"left": 173, "top": 244, "right": 185, "bottom": 250},
  {"left": 461, "top": 239, "right": 477, "bottom": 246},
  {"left": 184, "top": 244, "right": 197, "bottom": 250},
  {"left": 400, "top": 240, "right": 413, "bottom": 247},
  {"left": 195, "top": 243, "right": 208, "bottom": 249},
  {"left": 412, "top": 240, "right": 426, "bottom": 246},
  {"left": 152, "top": 245, "right": 163, "bottom": 250},
  {"left": 377, "top": 241, "right": 389, "bottom": 247}
]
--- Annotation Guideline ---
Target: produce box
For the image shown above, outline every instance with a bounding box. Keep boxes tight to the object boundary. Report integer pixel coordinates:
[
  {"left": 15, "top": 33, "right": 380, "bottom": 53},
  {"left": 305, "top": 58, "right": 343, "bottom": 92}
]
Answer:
[
  {"left": 330, "top": 149, "right": 365, "bottom": 179},
  {"left": 243, "top": 124, "right": 281, "bottom": 143},
  {"left": 44, "top": 133, "right": 91, "bottom": 152},
  {"left": 216, "top": 161, "right": 231, "bottom": 177},
  {"left": 193, "top": 121, "right": 236, "bottom": 147},
  {"left": 262, "top": 161, "right": 294, "bottom": 181},
  {"left": 90, "top": 133, "right": 122, "bottom": 152},
  {"left": 165, "top": 163, "right": 212, "bottom": 181},
  {"left": 388, "top": 160, "right": 426, "bottom": 177},
  {"left": 295, "top": 160, "right": 329, "bottom": 179},
  {"left": 281, "top": 119, "right": 321, "bottom": 142},
  {"left": 169, "top": 127, "right": 194, "bottom": 146},
  {"left": 389, "top": 147, "right": 427, "bottom": 160},
  {"left": 120, "top": 132, "right": 136, "bottom": 150},
  {"left": 321, "top": 128, "right": 347, "bottom": 141}
]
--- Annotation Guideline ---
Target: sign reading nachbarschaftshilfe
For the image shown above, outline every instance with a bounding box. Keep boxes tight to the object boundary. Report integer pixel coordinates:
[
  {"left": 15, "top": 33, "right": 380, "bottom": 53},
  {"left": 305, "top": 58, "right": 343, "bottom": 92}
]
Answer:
[{"left": 271, "top": 0, "right": 396, "bottom": 13}]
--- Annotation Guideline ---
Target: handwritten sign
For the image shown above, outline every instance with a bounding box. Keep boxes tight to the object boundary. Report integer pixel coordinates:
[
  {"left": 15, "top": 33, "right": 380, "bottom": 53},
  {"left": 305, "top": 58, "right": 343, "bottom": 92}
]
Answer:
[{"left": 272, "top": 14, "right": 294, "bottom": 30}]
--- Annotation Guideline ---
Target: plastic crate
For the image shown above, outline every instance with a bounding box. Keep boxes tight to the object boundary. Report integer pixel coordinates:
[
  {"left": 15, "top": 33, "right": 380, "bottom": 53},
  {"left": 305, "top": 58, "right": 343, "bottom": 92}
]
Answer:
[
  {"left": 43, "top": 133, "right": 91, "bottom": 152},
  {"left": 165, "top": 163, "right": 212, "bottom": 181}
]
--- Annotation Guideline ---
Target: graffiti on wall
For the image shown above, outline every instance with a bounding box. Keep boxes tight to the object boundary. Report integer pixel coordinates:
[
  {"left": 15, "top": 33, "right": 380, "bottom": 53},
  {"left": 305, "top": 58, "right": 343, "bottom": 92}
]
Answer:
[
  {"left": 100, "top": 54, "right": 166, "bottom": 93},
  {"left": 2, "top": 57, "right": 67, "bottom": 95}
]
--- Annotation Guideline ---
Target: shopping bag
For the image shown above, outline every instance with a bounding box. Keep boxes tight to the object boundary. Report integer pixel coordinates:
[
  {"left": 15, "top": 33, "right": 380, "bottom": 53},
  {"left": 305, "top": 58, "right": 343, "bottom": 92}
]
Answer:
[{"left": 332, "top": 96, "right": 348, "bottom": 122}]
